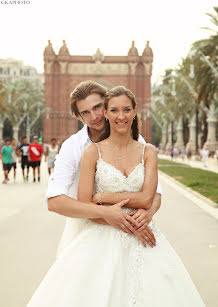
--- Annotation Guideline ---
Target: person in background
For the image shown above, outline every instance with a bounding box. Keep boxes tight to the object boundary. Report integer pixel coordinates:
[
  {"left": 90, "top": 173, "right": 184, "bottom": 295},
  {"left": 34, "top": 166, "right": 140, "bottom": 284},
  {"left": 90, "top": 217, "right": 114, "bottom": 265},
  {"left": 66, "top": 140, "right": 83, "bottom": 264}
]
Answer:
[
  {"left": 173, "top": 146, "right": 178, "bottom": 160},
  {"left": 215, "top": 148, "right": 218, "bottom": 165},
  {"left": 28, "top": 136, "right": 43, "bottom": 182},
  {"left": 0, "top": 138, "right": 13, "bottom": 184},
  {"left": 45, "top": 138, "right": 60, "bottom": 175},
  {"left": 170, "top": 148, "right": 174, "bottom": 160},
  {"left": 200, "top": 145, "right": 209, "bottom": 168},
  {"left": 18, "top": 136, "right": 30, "bottom": 182},
  {"left": 180, "top": 147, "right": 186, "bottom": 161},
  {"left": 11, "top": 138, "right": 19, "bottom": 182},
  {"left": 187, "top": 148, "right": 192, "bottom": 161}
]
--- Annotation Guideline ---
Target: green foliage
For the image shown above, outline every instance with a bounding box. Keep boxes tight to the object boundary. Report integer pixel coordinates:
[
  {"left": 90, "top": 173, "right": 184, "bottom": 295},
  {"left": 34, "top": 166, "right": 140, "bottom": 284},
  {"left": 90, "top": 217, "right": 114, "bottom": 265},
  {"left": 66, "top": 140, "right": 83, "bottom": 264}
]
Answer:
[
  {"left": 158, "top": 158, "right": 218, "bottom": 203},
  {"left": 0, "top": 79, "right": 44, "bottom": 138},
  {"left": 0, "top": 80, "right": 7, "bottom": 113},
  {"left": 152, "top": 6, "right": 218, "bottom": 144}
]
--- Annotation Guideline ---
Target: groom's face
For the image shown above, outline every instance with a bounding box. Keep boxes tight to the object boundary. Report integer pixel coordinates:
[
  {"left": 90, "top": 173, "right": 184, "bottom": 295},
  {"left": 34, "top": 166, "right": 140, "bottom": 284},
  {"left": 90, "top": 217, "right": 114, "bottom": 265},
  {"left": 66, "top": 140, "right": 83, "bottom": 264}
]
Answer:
[{"left": 77, "top": 93, "right": 105, "bottom": 132}]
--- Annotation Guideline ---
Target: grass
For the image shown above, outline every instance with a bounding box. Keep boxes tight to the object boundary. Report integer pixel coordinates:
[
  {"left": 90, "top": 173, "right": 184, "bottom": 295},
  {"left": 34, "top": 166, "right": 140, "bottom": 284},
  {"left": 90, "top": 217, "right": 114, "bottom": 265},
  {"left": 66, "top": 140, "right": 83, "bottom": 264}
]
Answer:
[{"left": 158, "top": 158, "right": 218, "bottom": 204}]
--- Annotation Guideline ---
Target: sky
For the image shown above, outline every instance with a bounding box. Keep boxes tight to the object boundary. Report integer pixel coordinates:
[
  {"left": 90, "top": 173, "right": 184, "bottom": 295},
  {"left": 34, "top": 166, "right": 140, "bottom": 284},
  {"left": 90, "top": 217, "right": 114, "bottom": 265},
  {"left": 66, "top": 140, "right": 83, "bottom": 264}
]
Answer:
[{"left": 0, "top": 0, "right": 217, "bottom": 83}]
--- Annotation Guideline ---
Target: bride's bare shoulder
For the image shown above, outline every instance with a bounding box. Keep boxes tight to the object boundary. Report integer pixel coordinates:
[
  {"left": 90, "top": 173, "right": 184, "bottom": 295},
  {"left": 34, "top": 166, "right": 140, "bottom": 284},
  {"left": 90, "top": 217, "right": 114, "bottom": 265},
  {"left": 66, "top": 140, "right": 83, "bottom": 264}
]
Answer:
[
  {"left": 83, "top": 144, "right": 99, "bottom": 160},
  {"left": 144, "top": 143, "right": 158, "bottom": 159}
]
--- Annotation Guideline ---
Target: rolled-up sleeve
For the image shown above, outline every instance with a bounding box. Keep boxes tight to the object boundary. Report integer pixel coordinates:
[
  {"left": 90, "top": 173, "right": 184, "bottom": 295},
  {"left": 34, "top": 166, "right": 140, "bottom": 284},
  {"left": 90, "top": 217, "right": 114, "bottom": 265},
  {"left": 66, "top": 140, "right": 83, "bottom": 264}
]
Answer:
[
  {"left": 156, "top": 181, "right": 163, "bottom": 195},
  {"left": 46, "top": 138, "right": 80, "bottom": 200}
]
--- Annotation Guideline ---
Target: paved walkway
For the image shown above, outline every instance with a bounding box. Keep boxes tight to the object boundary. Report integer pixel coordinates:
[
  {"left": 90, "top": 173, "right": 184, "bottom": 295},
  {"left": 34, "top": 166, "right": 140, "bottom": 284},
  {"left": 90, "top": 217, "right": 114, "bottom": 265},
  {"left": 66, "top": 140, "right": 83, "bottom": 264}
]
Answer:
[
  {"left": 0, "top": 161, "right": 217, "bottom": 307},
  {"left": 159, "top": 153, "right": 218, "bottom": 173}
]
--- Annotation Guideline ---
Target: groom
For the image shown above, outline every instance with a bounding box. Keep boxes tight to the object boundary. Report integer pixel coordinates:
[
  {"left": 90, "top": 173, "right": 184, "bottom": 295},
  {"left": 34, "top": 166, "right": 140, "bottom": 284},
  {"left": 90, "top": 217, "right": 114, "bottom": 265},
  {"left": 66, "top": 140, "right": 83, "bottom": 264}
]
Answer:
[{"left": 47, "top": 80, "right": 162, "bottom": 249}]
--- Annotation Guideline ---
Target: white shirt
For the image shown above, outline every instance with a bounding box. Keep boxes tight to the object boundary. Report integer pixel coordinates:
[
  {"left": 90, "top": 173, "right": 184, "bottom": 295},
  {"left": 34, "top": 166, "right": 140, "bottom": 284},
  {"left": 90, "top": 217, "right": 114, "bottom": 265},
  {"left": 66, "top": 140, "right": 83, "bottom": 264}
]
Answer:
[
  {"left": 46, "top": 125, "right": 163, "bottom": 200},
  {"left": 201, "top": 149, "right": 209, "bottom": 158}
]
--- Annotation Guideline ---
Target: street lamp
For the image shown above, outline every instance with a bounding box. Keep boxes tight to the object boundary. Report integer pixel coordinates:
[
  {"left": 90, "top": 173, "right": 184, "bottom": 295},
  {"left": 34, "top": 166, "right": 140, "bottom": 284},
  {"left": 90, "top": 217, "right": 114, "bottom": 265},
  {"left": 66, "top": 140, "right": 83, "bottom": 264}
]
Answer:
[
  {"left": 198, "top": 50, "right": 218, "bottom": 79},
  {"left": 188, "top": 57, "right": 199, "bottom": 152}
]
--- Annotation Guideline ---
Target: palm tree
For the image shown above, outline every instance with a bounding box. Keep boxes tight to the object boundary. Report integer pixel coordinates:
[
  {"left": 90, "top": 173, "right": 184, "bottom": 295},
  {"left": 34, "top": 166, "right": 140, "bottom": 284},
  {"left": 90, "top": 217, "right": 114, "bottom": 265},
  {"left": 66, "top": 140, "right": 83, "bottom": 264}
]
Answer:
[{"left": 191, "top": 6, "right": 218, "bottom": 107}]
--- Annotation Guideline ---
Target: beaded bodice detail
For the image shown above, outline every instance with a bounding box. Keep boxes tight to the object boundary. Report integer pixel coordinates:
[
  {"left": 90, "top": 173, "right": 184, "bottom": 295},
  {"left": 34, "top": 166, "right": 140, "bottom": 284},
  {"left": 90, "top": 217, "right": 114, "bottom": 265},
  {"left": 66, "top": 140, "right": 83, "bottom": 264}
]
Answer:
[{"left": 95, "top": 143, "right": 145, "bottom": 195}]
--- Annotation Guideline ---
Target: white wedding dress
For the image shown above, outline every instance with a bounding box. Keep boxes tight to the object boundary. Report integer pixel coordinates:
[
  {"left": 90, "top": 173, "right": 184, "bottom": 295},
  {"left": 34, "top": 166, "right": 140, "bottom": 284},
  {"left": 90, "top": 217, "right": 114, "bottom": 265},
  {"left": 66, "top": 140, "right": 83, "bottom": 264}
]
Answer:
[{"left": 27, "top": 144, "right": 205, "bottom": 307}]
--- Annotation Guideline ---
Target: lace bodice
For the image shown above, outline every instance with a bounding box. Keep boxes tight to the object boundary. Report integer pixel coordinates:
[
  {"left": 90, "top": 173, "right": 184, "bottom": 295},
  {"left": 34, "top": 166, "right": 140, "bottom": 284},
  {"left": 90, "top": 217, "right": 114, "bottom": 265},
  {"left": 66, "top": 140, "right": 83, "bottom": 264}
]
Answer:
[{"left": 94, "top": 143, "right": 145, "bottom": 194}]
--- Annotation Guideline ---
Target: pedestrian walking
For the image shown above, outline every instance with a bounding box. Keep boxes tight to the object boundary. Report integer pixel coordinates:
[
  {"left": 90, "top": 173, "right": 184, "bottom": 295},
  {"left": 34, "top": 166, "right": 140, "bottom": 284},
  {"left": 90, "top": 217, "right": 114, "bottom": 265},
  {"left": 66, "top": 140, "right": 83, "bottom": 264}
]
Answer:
[
  {"left": 18, "top": 136, "right": 30, "bottom": 182},
  {"left": 201, "top": 145, "right": 209, "bottom": 167},
  {"left": 173, "top": 147, "right": 178, "bottom": 160},
  {"left": 187, "top": 148, "right": 192, "bottom": 161},
  {"left": 28, "top": 136, "right": 43, "bottom": 182},
  {"left": 0, "top": 138, "right": 13, "bottom": 184},
  {"left": 45, "top": 138, "right": 60, "bottom": 175},
  {"left": 170, "top": 148, "right": 174, "bottom": 160},
  {"left": 11, "top": 138, "right": 19, "bottom": 182},
  {"left": 180, "top": 147, "right": 186, "bottom": 161}
]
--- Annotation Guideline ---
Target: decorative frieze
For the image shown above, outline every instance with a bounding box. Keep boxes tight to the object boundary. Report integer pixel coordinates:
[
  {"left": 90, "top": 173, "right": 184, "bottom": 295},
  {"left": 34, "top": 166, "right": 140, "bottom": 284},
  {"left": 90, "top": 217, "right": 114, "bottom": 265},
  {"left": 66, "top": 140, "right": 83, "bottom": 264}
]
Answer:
[{"left": 67, "top": 63, "right": 129, "bottom": 75}]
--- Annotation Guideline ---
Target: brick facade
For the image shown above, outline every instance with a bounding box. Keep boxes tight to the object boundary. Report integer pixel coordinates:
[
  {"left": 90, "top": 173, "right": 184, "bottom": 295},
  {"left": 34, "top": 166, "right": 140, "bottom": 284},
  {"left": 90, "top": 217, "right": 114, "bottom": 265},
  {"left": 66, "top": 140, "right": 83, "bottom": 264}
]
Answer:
[{"left": 43, "top": 40, "right": 153, "bottom": 143}]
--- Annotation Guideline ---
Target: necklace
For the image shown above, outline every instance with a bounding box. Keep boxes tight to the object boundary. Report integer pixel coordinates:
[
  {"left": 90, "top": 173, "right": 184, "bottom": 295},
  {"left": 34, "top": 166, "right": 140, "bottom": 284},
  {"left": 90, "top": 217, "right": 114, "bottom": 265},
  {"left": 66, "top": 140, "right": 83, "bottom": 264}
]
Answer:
[
  {"left": 115, "top": 144, "right": 140, "bottom": 161},
  {"left": 99, "top": 139, "right": 140, "bottom": 161},
  {"left": 116, "top": 152, "right": 127, "bottom": 160}
]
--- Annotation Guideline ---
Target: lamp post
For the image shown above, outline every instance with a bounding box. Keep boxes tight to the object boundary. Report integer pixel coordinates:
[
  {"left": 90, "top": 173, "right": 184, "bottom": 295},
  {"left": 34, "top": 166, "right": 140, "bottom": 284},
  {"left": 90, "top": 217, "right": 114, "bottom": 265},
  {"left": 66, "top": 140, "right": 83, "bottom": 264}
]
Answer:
[
  {"left": 174, "top": 70, "right": 199, "bottom": 153},
  {"left": 161, "top": 74, "right": 176, "bottom": 152},
  {"left": 26, "top": 101, "right": 44, "bottom": 141},
  {"left": 198, "top": 50, "right": 218, "bottom": 79},
  {"left": 189, "top": 59, "right": 199, "bottom": 153},
  {"left": 0, "top": 83, "right": 7, "bottom": 144},
  {"left": 193, "top": 49, "right": 218, "bottom": 150}
]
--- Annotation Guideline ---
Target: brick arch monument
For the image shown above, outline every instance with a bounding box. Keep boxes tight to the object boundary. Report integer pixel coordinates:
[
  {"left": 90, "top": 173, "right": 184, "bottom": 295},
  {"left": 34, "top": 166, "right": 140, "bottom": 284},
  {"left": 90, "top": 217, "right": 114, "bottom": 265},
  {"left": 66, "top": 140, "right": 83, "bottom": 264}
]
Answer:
[{"left": 43, "top": 40, "right": 153, "bottom": 143}]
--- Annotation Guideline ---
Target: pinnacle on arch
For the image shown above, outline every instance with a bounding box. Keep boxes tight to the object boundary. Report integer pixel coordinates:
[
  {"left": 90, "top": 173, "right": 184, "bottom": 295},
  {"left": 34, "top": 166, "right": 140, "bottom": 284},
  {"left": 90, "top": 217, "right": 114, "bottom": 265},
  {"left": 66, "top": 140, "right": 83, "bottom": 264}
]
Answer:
[
  {"left": 128, "top": 41, "right": 139, "bottom": 56},
  {"left": 59, "top": 40, "right": 70, "bottom": 56},
  {"left": 44, "top": 40, "right": 55, "bottom": 56},
  {"left": 142, "top": 40, "right": 153, "bottom": 57},
  {"left": 92, "top": 48, "right": 104, "bottom": 62}
]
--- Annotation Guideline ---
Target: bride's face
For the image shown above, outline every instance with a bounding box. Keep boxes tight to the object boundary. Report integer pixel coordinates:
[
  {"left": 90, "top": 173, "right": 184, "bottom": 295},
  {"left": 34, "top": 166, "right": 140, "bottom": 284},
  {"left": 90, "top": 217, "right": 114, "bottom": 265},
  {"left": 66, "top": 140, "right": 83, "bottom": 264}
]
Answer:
[{"left": 105, "top": 95, "right": 136, "bottom": 135}]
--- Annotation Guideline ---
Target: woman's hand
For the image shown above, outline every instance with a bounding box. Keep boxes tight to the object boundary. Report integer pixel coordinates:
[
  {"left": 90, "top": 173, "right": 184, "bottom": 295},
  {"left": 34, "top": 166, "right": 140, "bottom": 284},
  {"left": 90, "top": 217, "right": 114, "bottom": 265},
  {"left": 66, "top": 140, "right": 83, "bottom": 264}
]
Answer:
[
  {"left": 128, "top": 208, "right": 153, "bottom": 232},
  {"left": 135, "top": 226, "right": 156, "bottom": 248},
  {"left": 102, "top": 199, "right": 139, "bottom": 235}
]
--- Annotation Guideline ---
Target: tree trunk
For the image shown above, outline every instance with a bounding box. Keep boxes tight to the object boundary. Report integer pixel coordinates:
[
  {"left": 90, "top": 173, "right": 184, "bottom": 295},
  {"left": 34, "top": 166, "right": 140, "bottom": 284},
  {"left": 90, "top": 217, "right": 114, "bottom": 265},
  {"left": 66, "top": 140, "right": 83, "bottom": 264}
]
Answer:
[
  {"left": 13, "top": 126, "right": 19, "bottom": 142},
  {"left": 186, "top": 114, "right": 196, "bottom": 151}
]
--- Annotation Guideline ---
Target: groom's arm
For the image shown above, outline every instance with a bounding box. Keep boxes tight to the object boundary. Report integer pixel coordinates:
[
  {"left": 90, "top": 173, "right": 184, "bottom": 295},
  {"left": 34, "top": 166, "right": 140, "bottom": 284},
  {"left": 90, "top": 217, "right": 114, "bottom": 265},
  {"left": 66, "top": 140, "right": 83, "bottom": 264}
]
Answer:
[
  {"left": 47, "top": 136, "right": 81, "bottom": 214},
  {"left": 148, "top": 193, "right": 161, "bottom": 216},
  {"left": 90, "top": 193, "right": 161, "bottom": 225}
]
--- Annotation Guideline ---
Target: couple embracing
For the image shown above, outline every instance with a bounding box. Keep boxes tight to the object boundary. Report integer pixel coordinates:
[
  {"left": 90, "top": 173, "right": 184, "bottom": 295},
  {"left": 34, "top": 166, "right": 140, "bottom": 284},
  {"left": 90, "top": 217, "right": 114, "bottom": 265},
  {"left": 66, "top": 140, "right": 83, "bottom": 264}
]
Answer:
[{"left": 27, "top": 81, "right": 204, "bottom": 306}]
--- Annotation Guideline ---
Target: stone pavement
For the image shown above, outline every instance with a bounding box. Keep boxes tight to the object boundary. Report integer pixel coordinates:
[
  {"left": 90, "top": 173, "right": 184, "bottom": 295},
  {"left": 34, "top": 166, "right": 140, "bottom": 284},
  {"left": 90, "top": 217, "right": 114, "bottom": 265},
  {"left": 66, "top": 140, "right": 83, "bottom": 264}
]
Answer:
[
  {"left": 159, "top": 153, "right": 218, "bottom": 174},
  {"left": 0, "top": 161, "right": 218, "bottom": 307}
]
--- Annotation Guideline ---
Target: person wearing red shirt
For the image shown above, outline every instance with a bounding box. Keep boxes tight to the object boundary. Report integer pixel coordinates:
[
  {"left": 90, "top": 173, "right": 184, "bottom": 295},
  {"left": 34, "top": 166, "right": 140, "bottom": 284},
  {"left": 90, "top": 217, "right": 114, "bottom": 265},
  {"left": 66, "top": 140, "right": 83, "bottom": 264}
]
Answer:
[{"left": 28, "top": 136, "right": 43, "bottom": 182}]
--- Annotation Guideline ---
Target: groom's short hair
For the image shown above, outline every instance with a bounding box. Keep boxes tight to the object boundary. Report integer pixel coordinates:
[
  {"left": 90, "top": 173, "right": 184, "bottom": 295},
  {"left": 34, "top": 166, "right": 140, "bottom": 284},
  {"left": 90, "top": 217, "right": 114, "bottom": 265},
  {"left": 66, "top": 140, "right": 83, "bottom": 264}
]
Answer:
[{"left": 69, "top": 80, "right": 107, "bottom": 118}]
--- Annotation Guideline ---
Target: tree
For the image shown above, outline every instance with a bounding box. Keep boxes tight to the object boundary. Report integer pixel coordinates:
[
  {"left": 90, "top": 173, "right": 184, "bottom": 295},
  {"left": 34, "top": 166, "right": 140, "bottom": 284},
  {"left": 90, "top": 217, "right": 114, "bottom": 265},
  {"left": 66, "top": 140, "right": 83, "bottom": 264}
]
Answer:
[
  {"left": 191, "top": 6, "right": 218, "bottom": 107},
  {"left": 0, "top": 79, "right": 44, "bottom": 142}
]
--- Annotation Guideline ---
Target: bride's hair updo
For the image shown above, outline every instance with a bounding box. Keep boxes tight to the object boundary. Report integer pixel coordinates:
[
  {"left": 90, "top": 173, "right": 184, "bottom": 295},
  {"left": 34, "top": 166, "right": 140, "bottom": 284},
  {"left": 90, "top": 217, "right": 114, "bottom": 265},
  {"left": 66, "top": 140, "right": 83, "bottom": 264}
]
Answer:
[{"left": 98, "top": 86, "right": 140, "bottom": 141}]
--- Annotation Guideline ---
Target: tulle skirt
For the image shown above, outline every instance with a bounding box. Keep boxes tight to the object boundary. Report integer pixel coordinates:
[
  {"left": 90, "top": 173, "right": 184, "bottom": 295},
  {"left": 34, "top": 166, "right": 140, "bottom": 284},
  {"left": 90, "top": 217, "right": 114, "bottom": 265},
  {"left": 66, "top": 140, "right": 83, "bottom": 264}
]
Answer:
[{"left": 27, "top": 219, "right": 205, "bottom": 307}]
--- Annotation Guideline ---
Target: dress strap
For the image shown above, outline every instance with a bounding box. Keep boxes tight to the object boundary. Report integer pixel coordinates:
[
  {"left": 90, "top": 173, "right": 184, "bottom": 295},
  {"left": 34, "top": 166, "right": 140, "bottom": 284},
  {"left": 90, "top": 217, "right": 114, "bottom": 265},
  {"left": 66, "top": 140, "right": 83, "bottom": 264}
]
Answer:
[
  {"left": 142, "top": 144, "right": 146, "bottom": 163},
  {"left": 95, "top": 143, "right": 102, "bottom": 159}
]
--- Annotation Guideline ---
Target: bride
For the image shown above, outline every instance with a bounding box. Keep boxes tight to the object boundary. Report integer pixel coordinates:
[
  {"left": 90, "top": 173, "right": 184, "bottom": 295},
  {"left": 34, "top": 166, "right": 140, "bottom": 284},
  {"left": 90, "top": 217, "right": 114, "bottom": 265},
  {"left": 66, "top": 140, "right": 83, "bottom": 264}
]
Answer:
[{"left": 27, "top": 86, "right": 205, "bottom": 307}]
